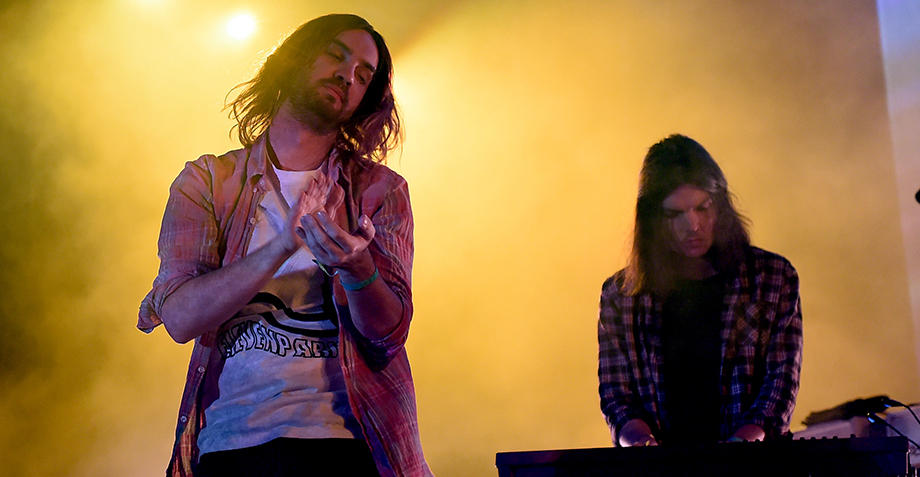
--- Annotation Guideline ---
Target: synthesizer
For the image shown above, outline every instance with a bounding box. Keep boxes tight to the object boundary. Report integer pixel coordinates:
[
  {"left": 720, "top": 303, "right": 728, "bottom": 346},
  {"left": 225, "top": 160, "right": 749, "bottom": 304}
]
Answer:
[{"left": 495, "top": 436, "right": 911, "bottom": 477}]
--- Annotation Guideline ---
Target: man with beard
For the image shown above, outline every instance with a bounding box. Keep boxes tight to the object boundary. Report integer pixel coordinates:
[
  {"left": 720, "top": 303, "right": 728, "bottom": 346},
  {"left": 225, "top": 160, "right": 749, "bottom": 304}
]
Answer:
[
  {"left": 598, "top": 135, "right": 803, "bottom": 447},
  {"left": 138, "top": 14, "right": 433, "bottom": 477}
]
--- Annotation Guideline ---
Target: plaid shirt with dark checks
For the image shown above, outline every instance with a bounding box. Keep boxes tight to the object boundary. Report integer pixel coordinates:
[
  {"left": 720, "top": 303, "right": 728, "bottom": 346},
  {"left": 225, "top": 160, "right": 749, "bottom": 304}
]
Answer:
[{"left": 598, "top": 246, "right": 803, "bottom": 443}]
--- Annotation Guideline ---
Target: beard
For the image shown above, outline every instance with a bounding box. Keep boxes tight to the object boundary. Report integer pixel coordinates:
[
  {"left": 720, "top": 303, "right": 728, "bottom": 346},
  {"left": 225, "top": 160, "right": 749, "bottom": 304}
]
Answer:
[{"left": 288, "top": 77, "right": 352, "bottom": 134}]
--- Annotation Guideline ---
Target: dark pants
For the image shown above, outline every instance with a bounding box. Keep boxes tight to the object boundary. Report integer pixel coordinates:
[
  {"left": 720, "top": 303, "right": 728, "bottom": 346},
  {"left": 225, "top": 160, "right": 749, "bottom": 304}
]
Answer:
[{"left": 196, "top": 438, "right": 381, "bottom": 477}]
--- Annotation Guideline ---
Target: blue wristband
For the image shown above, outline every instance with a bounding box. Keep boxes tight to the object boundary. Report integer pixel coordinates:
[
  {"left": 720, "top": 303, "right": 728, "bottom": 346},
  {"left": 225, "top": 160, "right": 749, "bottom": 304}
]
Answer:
[{"left": 341, "top": 268, "right": 379, "bottom": 291}]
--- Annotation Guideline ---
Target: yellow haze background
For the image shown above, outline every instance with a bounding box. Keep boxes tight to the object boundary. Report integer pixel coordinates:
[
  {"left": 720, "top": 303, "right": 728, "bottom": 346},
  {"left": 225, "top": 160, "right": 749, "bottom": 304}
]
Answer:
[{"left": 1, "top": 0, "right": 917, "bottom": 476}]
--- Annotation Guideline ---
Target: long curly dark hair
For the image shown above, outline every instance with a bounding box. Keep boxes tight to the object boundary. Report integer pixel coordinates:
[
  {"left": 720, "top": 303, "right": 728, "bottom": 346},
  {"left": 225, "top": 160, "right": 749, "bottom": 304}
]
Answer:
[
  {"left": 623, "top": 134, "right": 751, "bottom": 296},
  {"left": 226, "top": 14, "right": 401, "bottom": 164}
]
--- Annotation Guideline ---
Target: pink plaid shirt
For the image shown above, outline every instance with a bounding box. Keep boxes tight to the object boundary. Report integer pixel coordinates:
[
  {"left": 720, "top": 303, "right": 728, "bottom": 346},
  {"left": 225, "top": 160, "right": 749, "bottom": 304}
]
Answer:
[{"left": 138, "top": 134, "right": 432, "bottom": 476}]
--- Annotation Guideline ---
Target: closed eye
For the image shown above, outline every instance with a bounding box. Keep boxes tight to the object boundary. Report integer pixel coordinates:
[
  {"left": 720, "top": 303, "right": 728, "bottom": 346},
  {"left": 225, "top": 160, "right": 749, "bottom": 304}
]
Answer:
[
  {"left": 695, "top": 199, "right": 714, "bottom": 212},
  {"left": 326, "top": 48, "right": 344, "bottom": 62},
  {"left": 357, "top": 68, "right": 372, "bottom": 85}
]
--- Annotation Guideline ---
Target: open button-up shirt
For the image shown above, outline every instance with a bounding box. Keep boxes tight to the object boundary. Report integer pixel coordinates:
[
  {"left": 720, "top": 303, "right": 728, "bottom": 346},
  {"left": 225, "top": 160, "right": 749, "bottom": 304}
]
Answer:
[
  {"left": 598, "top": 246, "right": 803, "bottom": 443},
  {"left": 139, "top": 134, "right": 432, "bottom": 476}
]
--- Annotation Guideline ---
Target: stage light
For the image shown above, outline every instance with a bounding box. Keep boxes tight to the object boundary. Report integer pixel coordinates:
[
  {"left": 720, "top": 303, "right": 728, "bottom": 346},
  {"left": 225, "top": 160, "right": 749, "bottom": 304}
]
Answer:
[{"left": 226, "top": 13, "right": 255, "bottom": 39}]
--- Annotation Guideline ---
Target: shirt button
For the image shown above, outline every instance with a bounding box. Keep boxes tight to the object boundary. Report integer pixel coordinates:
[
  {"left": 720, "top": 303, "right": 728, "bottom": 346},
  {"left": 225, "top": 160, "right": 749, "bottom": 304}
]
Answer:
[
  {"left": 179, "top": 415, "right": 188, "bottom": 423},
  {"left": 197, "top": 366, "right": 206, "bottom": 373},
  {"left": 249, "top": 218, "right": 256, "bottom": 225}
]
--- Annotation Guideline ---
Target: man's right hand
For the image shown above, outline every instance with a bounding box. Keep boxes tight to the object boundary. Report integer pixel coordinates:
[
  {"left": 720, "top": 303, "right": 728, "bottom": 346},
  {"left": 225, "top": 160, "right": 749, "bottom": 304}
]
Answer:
[
  {"left": 280, "top": 173, "right": 329, "bottom": 252},
  {"left": 282, "top": 172, "right": 344, "bottom": 254},
  {"left": 618, "top": 419, "right": 659, "bottom": 447}
]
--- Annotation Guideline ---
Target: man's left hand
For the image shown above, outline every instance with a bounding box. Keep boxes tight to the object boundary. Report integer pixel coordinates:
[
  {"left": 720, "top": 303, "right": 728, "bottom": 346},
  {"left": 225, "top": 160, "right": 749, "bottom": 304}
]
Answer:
[
  {"left": 727, "top": 424, "right": 765, "bottom": 442},
  {"left": 298, "top": 211, "right": 376, "bottom": 274}
]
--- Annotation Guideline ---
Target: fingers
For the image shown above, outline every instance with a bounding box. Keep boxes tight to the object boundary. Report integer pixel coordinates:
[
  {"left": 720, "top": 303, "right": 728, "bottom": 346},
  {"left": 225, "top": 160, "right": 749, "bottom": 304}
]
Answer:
[
  {"left": 312, "top": 211, "right": 351, "bottom": 250},
  {"left": 302, "top": 175, "right": 329, "bottom": 215},
  {"left": 280, "top": 191, "right": 311, "bottom": 251},
  {"left": 325, "top": 184, "right": 345, "bottom": 220},
  {"left": 318, "top": 212, "right": 375, "bottom": 247},
  {"left": 355, "top": 215, "right": 376, "bottom": 242},
  {"left": 301, "top": 173, "right": 343, "bottom": 219},
  {"left": 299, "top": 211, "right": 373, "bottom": 268}
]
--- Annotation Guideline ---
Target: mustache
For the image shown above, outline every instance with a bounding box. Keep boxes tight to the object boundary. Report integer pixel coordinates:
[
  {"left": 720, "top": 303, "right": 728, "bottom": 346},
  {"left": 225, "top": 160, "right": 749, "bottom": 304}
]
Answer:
[{"left": 318, "top": 78, "right": 349, "bottom": 103}]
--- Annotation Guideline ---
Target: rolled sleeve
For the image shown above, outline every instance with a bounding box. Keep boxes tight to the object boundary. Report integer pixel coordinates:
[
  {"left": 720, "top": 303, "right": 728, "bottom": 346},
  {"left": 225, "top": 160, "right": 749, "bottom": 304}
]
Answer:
[
  {"left": 137, "top": 158, "right": 222, "bottom": 333},
  {"left": 336, "top": 167, "right": 414, "bottom": 369}
]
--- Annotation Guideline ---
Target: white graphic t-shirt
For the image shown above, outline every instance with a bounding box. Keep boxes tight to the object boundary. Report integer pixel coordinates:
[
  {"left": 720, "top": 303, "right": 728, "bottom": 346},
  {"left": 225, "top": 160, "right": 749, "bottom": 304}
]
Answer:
[{"left": 197, "top": 166, "right": 360, "bottom": 456}]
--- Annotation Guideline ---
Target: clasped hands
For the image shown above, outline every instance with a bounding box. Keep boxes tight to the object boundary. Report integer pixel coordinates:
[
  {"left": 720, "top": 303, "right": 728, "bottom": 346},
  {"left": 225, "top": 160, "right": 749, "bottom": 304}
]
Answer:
[{"left": 280, "top": 172, "right": 375, "bottom": 274}]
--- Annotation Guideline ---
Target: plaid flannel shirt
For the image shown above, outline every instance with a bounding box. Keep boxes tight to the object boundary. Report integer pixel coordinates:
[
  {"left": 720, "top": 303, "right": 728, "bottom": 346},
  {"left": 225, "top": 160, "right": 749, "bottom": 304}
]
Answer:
[
  {"left": 598, "top": 246, "right": 803, "bottom": 443},
  {"left": 138, "top": 134, "right": 433, "bottom": 476}
]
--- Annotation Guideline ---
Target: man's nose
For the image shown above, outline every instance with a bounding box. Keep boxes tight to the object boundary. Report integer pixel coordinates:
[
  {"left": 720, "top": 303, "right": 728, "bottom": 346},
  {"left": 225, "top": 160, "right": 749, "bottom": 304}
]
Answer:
[
  {"left": 684, "top": 211, "right": 701, "bottom": 232},
  {"left": 335, "top": 64, "right": 356, "bottom": 85}
]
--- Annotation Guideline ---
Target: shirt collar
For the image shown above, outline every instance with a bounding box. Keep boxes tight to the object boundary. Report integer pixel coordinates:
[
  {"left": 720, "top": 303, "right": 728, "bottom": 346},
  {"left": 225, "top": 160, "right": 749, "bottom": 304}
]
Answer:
[{"left": 249, "top": 133, "right": 348, "bottom": 185}]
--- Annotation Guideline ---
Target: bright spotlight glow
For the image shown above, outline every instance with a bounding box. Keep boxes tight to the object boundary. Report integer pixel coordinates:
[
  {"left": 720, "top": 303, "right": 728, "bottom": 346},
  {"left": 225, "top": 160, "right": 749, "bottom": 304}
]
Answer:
[{"left": 226, "top": 14, "right": 255, "bottom": 39}]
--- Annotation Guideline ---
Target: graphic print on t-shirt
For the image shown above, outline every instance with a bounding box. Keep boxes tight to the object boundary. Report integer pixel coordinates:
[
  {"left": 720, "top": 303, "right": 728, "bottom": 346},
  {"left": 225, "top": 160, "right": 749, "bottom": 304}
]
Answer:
[{"left": 216, "top": 285, "right": 340, "bottom": 360}]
